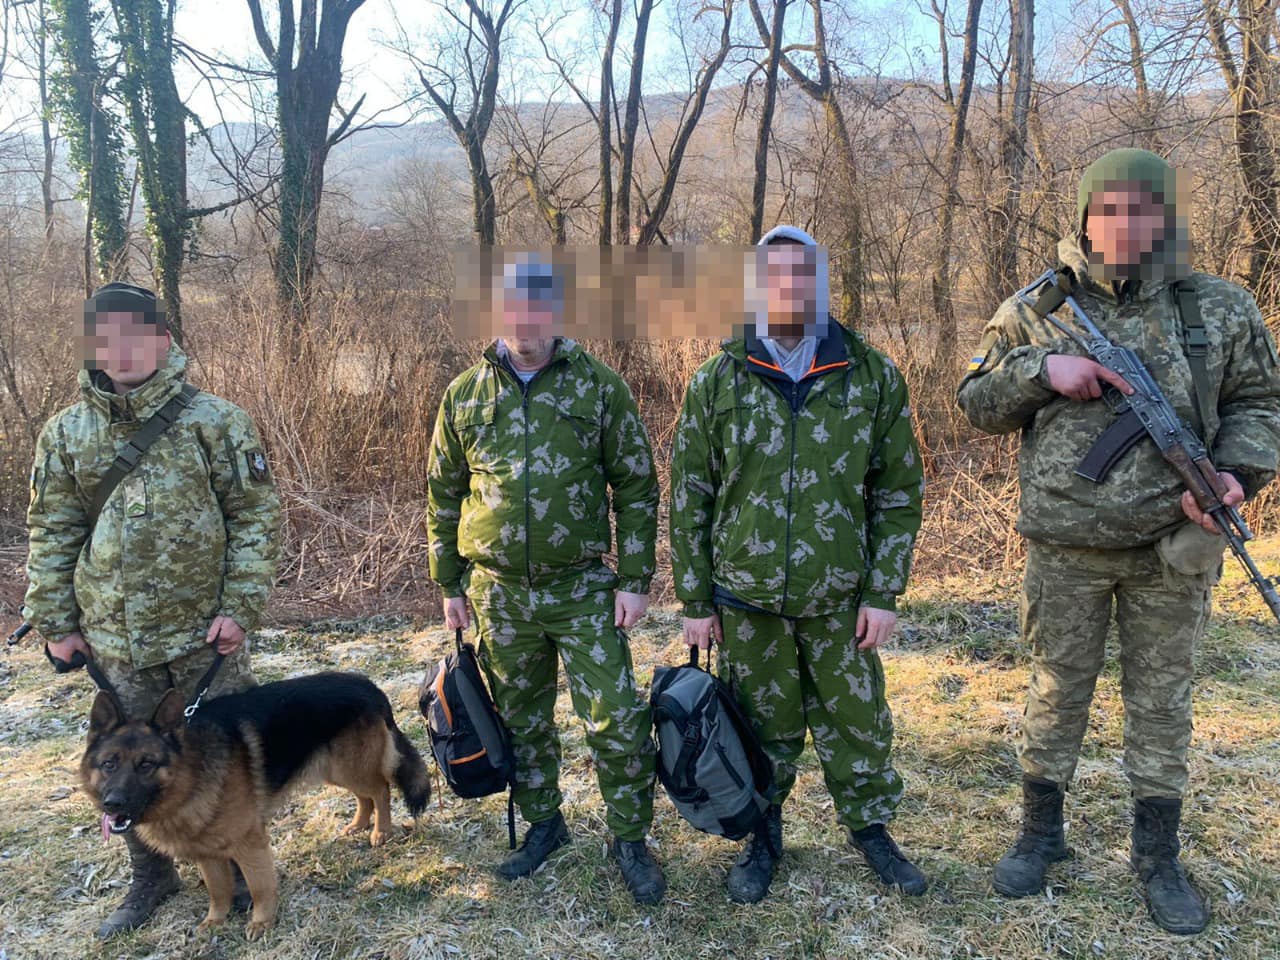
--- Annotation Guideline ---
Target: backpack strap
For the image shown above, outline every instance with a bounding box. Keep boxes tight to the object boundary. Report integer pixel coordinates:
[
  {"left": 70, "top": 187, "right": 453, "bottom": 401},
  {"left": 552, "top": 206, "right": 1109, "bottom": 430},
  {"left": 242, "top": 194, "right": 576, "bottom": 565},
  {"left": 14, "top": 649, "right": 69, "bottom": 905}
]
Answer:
[
  {"left": 88, "top": 383, "right": 200, "bottom": 528},
  {"left": 1172, "top": 280, "right": 1214, "bottom": 434}
]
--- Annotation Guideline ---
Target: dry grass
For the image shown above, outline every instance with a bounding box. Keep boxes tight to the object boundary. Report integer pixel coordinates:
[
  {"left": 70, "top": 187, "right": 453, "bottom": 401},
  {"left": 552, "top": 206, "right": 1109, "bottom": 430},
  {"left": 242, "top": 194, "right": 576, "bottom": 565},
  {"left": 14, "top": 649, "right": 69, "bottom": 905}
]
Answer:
[{"left": 2, "top": 547, "right": 1278, "bottom": 960}]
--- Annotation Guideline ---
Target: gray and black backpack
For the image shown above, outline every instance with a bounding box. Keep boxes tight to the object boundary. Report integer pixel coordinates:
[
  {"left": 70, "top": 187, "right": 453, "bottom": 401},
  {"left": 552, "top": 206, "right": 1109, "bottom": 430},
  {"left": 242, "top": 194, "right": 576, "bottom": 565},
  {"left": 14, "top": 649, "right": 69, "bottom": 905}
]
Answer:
[
  {"left": 650, "top": 646, "right": 775, "bottom": 841},
  {"left": 419, "top": 628, "right": 517, "bottom": 846}
]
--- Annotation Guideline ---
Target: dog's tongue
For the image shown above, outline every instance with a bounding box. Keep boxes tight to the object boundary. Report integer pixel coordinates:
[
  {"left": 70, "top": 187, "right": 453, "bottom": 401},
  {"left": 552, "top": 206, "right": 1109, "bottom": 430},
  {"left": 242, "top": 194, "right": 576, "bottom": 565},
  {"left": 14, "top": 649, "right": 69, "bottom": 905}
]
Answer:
[{"left": 101, "top": 812, "right": 111, "bottom": 842}]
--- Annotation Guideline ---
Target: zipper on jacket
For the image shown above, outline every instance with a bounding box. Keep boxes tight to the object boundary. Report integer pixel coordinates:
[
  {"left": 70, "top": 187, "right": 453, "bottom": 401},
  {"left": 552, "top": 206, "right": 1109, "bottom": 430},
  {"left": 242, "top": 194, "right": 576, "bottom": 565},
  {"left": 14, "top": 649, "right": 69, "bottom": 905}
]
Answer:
[
  {"left": 491, "top": 354, "right": 558, "bottom": 587},
  {"left": 779, "top": 379, "right": 801, "bottom": 610},
  {"left": 522, "top": 382, "right": 533, "bottom": 584}
]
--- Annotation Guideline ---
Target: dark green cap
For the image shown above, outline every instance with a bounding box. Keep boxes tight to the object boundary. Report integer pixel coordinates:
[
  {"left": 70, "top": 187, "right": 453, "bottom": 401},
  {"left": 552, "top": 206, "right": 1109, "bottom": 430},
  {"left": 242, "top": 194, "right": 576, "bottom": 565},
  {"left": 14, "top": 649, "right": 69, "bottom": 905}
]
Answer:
[{"left": 1077, "top": 148, "right": 1178, "bottom": 238}]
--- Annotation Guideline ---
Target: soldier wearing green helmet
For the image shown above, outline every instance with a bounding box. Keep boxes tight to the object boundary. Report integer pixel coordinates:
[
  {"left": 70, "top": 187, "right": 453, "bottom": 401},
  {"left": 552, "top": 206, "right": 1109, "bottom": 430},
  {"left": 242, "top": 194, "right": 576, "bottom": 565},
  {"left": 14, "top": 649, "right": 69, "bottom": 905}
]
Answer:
[{"left": 958, "top": 149, "right": 1280, "bottom": 934}]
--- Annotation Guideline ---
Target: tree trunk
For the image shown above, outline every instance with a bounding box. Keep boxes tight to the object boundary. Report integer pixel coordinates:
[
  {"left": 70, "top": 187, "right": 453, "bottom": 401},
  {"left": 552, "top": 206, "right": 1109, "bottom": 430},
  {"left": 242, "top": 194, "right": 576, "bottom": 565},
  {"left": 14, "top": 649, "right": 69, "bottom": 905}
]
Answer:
[
  {"left": 635, "top": 0, "right": 733, "bottom": 246},
  {"left": 112, "top": 0, "right": 190, "bottom": 340},
  {"left": 247, "top": 0, "right": 368, "bottom": 324},
  {"left": 34, "top": 0, "right": 56, "bottom": 241},
  {"left": 749, "top": 0, "right": 788, "bottom": 243},
  {"left": 1235, "top": 0, "right": 1280, "bottom": 305},
  {"left": 598, "top": 0, "right": 621, "bottom": 244},
  {"left": 931, "top": 0, "right": 984, "bottom": 369},
  {"left": 985, "top": 0, "right": 1033, "bottom": 315},
  {"left": 1205, "top": 0, "right": 1280, "bottom": 306},
  {"left": 51, "top": 0, "right": 129, "bottom": 282},
  {"left": 1114, "top": 0, "right": 1156, "bottom": 148},
  {"left": 616, "top": 0, "right": 653, "bottom": 244}
]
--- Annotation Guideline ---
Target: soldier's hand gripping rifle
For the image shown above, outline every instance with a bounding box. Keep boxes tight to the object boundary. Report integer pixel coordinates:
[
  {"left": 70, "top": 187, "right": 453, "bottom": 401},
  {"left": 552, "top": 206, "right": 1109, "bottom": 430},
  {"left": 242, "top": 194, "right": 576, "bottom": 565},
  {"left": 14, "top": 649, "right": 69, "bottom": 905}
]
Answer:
[{"left": 1015, "top": 267, "right": 1280, "bottom": 623}]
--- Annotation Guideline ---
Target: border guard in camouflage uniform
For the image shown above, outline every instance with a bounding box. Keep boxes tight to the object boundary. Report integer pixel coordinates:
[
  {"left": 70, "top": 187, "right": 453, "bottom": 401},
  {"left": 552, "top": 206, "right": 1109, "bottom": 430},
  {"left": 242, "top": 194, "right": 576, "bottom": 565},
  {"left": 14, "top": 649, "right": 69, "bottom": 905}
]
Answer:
[
  {"left": 670, "top": 226, "right": 927, "bottom": 903},
  {"left": 958, "top": 149, "right": 1280, "bottom": 934},
  {"left": 426, "top": 255, "right": 665, "bottom": 904},
  {"left": 25, "top": 282, "right": 281, "bottom": 937}
]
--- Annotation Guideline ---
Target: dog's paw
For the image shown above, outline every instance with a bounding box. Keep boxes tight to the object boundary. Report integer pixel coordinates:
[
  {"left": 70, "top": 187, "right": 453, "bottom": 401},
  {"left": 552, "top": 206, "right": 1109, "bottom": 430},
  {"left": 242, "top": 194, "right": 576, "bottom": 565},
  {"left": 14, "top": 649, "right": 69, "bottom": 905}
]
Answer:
[
  {"left": 370, "top": 823, "right": 409, "bottom": 847},
  {"left": 195, "top": 914, "right": 227, "bottom": 937},
  {"left": 244, "top": 918, "right": 272, "bottom": 941},
  {"left": 339, "top": 821, "right": 370, "bottom": 838}
]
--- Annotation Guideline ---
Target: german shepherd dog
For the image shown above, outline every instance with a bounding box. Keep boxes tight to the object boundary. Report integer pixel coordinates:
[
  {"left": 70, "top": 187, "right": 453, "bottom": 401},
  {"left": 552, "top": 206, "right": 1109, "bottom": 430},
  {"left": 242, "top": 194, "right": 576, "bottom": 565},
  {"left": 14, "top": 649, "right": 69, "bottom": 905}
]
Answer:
[{"left": 80, "top": 672, "right": 431, "bottom": 940}]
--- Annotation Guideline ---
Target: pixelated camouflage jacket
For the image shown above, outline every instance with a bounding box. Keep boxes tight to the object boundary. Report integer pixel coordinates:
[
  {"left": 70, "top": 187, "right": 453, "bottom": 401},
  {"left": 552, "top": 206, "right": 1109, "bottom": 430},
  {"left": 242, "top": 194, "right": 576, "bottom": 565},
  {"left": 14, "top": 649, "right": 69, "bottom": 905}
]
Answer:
[
  {"left": 957, "top": 237, "right": 1280, "bottom": 549},
  {"left": 24, "top": 345, "right": 281, "bottom": 668},
  {"left": 670, "top": 320, "right": 924, "bottom": 620},
  {"left": 426, "top": 339, "right": 659, "bottom": 595}
]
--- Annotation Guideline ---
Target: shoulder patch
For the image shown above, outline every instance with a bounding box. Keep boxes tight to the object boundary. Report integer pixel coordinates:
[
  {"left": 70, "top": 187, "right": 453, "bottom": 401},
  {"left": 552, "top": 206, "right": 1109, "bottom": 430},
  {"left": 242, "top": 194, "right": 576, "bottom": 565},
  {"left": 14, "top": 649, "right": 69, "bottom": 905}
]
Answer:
[
  {"left": 245, "top": 449, "right": 269, "bottom": 482},
  {"left": 965, "top": 329, "right": 1007, "bottom": 376}
]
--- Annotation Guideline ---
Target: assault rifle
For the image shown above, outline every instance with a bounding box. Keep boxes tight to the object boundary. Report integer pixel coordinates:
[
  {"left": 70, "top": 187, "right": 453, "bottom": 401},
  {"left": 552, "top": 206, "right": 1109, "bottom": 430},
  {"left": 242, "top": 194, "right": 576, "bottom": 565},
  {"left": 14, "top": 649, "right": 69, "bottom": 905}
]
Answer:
[{"left": 1015, "top": 267, "right": 1280, "bottom": 624}]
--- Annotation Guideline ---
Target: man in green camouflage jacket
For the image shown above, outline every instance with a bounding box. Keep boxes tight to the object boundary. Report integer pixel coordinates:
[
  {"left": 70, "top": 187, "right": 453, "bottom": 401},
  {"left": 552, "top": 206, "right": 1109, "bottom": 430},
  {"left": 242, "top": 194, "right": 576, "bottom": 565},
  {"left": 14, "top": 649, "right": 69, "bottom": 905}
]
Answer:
[
  {"left": 958, "top": 149, "right": 1280, "bottom": 934},
  {"left": 426, "top": 255, "right": 665, "bottom": 904},
  {"left": 25, "top": 282, "right": 281, "bottom": 936},
  {"left": 670, "top": 225, "right": 926, "bottom": 903}
]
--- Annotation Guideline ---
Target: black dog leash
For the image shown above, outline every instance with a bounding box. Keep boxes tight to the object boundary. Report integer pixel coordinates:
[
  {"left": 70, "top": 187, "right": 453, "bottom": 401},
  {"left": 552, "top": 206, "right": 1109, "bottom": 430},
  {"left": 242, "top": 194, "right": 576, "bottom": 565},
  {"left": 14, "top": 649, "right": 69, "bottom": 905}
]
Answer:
[
  {"left": 38, "top": 637, "right": 224, "bottom": 724},
  {"left": 42, "top": 642, "right": 129, "bottom": 720},
  {"left": 183, "top": 651, "right": 225, "bottom": 720}
]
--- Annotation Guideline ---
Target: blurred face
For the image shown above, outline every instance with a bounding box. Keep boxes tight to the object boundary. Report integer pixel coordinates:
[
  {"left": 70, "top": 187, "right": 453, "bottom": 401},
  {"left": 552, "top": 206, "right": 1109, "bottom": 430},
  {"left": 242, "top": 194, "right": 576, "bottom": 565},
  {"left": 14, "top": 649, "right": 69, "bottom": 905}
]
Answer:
[
  {"left": 1087, "top": 187, "right": 1168, "bottom": 273},
  {"left": 765, "top": 244, "right": 817, "bottom": 338},
  {"left": 83, "top": 312, "right": 169, "bottom": 390},
  {"left": 501, "top": 296, "right": 557, "bottom": 368}
]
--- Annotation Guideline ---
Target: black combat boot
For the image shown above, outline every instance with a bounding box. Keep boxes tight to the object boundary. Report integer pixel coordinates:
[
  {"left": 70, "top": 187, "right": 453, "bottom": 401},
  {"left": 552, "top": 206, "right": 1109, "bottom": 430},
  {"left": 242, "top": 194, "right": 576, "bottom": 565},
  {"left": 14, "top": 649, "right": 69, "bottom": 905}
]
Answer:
[
  {"left": 96, "top": 832, "right": 182, "bottom": 938},
  {"left": 993, "top": 775, "right": 1069, "bottom": 897},
  {"left": 1132, "top": 797, "right": 1209, "bottom": 935},
  {"left": 727, "top": 804, "right": 783, "bottom": 904},
  {"left": 497, "top": 811, "right": 570, "bottom": 880},
  {"left": 610, "top": 837, "right": 666, "bottom": 905},
  {"left": 850, "top": 823, "right": 928, "bottom": 896}
]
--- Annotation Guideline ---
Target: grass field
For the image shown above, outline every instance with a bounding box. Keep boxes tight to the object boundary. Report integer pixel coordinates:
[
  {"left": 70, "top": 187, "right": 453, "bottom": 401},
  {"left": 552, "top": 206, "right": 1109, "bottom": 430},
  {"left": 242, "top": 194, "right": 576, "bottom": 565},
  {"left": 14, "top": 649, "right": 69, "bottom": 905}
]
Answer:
[{"left": 1, "top": 546, "right": 1277, "bottom": 960}]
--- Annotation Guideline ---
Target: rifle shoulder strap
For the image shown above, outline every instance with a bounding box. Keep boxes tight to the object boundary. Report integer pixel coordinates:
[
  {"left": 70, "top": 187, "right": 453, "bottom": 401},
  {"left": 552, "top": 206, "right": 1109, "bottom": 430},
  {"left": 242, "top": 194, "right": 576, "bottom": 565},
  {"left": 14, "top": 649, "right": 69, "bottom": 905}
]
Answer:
[
  {"left": 1172, "top": 280, "right": 1214, "bottom": 435},
  {"left": 1026, "top": 266, "right": 1078, "bottom": 319},
  {"left": 88, "top": 383, "right": 200, "bottom": 529}
]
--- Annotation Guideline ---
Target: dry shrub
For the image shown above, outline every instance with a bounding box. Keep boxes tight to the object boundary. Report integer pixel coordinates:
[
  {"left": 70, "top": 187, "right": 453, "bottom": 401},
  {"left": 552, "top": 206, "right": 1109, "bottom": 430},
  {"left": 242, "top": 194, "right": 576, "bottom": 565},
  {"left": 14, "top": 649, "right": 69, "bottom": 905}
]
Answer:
[{"left": 1, "top": 265, "right": 1274, "bottom": 620}]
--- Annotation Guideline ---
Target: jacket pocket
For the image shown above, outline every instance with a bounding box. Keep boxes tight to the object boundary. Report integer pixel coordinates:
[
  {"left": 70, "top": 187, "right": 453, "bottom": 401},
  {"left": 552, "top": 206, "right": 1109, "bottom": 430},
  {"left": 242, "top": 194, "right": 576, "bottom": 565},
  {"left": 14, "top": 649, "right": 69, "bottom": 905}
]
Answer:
[{"left": 453, "top": 401, "right": 499, "bottom": 464}]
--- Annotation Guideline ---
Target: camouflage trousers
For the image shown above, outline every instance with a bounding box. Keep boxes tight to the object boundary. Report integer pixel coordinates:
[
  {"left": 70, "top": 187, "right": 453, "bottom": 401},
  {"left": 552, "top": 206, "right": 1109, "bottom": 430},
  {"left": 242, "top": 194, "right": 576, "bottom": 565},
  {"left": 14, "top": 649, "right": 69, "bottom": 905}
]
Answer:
[
  {"left": 94, "top": 643, "right": 257, "bottom": 720},
  {"left": 1019, "top": 540, "right": 1214, "bottom": 798},
  {"left": 467, "top": 564, "right": 656, "bottom": 841},
  {"left": 717, "top": 605, "right": 904, "bottom": 832}
]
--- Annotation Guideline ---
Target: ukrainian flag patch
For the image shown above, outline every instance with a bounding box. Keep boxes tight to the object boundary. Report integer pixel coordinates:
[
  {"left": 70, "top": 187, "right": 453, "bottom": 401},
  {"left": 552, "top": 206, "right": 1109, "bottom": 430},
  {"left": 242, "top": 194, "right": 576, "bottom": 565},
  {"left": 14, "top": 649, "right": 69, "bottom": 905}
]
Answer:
[{"left": 967, "top": 355, "right": 985, "bottom": 372}]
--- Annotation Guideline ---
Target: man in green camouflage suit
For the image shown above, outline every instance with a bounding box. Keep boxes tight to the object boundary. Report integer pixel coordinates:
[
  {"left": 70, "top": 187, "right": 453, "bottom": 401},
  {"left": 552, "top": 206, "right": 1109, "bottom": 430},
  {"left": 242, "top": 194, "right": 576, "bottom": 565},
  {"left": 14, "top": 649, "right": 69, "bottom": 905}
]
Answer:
[
  {"left": 25, "top": 282, "right": 281, "bottom": 937},
  {"left": 426, "top": 255, "right": 665, "bottom": 904},
  {"left": 957, "top": 149, "right": 1280, "bottom": 934},
  {"left": 670, "top": 226, "right": 927, "bottom": 903}
]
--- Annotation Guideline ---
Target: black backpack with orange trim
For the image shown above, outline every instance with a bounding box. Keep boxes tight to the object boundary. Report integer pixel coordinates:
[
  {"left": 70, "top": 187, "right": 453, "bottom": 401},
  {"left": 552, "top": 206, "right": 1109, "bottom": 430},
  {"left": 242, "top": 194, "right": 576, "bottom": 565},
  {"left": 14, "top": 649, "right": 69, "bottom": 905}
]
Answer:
[{"left": 419, "top": 628, "right": 516, "bottom": 844}]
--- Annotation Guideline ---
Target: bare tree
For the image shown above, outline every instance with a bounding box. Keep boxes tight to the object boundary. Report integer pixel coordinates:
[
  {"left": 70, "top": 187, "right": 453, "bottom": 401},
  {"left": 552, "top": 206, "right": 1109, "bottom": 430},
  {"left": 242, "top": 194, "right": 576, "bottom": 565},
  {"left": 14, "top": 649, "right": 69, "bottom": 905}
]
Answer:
[
  {"left": 1204, "top": 0, "right": 1280, "bottom": 305},
  {"left": 748, "top": 0, "right": 867, "bottom": 323},
  {"left": 1113, "top": 0, "right": 1157, "bottom": 146},
  {"left": 617, "top": 0, "right": 654, "bottom": 243},
  {"left": 50, "top": 0, "right": 130, "bottom": 285},
  {"left": 634, "top": 0, "right": 734, "bottom": 245},
  {"left": 982, "top": 0, "right": 1033, "bottom": 314},
  {"left": 110, "top": 0, "right": 190, "bottom": 336},
  {"left": 498, "top": 92, "right": 598, "bottom": 242},
  {"left": 598, "top": 0, "right": 622, "bottom": 243},
  {"left": 405, "top": 0, "right": 520, "bottom": 246},
  {"left": 245, "top": 0, "right": 369, "bottom": 321},
  {"left": 923, "top": 0, "right": 983, "bottom": 367},
  {"left": 748, "top": 0, "right": 788, "bottom": 242}
]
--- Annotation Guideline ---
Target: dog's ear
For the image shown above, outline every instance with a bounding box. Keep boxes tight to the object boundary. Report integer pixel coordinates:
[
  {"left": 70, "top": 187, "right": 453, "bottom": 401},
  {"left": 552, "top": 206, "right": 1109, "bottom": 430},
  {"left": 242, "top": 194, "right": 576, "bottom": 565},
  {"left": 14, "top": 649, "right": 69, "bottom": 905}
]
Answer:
[
  {"left": 151, "top": 688, "right": 185, "bottom": 733},
  {"left": 88, "top": 690, "right": 124, "bottom": 736}
]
